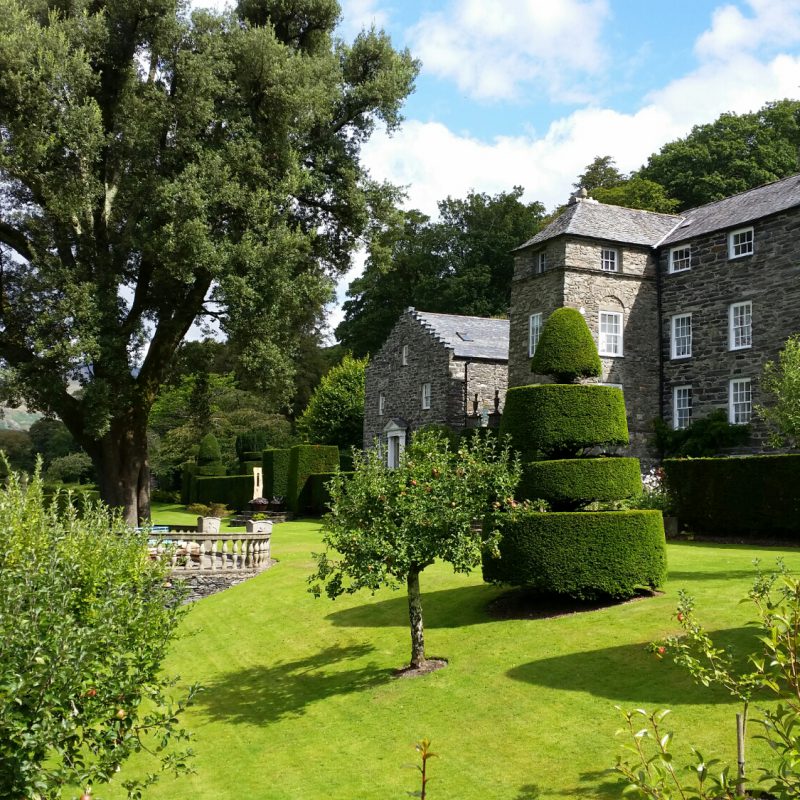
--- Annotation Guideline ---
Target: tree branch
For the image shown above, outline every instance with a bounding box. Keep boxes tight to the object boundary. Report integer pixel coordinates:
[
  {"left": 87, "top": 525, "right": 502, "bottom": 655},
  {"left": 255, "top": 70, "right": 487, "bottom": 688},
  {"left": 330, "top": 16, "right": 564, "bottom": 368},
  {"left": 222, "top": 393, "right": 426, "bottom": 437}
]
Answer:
[{"left": 0, "top": 221, "right": 33, "bottom": 262}]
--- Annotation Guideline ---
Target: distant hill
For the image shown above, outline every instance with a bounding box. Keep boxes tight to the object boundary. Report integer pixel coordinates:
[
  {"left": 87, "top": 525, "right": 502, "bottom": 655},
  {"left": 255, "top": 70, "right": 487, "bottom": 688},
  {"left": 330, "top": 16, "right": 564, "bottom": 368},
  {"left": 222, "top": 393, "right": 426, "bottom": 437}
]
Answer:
[{"left": 0, "top": 406, "right": 42, "bottom": 431}]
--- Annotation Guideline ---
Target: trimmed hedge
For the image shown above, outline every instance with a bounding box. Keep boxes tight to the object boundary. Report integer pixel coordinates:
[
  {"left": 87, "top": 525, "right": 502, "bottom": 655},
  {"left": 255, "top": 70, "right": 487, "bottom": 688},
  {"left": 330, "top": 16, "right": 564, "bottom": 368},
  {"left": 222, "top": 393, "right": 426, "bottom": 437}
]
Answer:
[
  {"left": 519, "top": 457, "right": 642, "bottom": 508},
  {"left": 339, "top": 449, "right": 355, "bottom": 472},
  {"left": 263, "top": 448, "right": 291, "bottom": 499},
  {"left": 241, "top": 450, "right": 263, "bottom": 462},
  {"left": 300, "top": 471, "right": 354, "bottom": 516},
  {"left": 501, "top": 384, "right": 629, "bottom": 460},
  {"left": 195, "top": 463, "right": 227, "bottom": 477},
  {"left": 664, "top": 454, "right": 800, "bottom": 538},
  {"left": 286, "top": 445, "right": 340, "bottom": 513},
  {"left": 237, "top": 460, "right": 261, "bottom": 475},
  {"left": 197, "top": 433, "right": 222, "bottom": 465},
  {"left": 483, "top": 509, "right": 666, "bottom": 600},
  {"left": 193, "top": 475, "right": 253, "bottom": 511},
  {"left": 531, "top": 307, "right": 602, "bottom": 382},
  {"left": 180, "top": 462, "right": 197, "bottom": 505},
  {"left": 236, "top": 431, "right": 270, "bottom": 458}
]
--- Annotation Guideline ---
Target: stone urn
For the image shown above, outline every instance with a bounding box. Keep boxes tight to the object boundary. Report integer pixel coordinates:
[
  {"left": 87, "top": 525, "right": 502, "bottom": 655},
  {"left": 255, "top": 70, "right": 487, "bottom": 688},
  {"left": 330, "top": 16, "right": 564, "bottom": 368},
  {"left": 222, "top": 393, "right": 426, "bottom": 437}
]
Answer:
[
  {"left": 246, "top": 518, "right": 273, "bottom": 536},
  {"left": 197, "top": 516, "right": 221, "bottom": 535},
  {"left": 248, "top": 496, "right": 270, "bottom": 515}
]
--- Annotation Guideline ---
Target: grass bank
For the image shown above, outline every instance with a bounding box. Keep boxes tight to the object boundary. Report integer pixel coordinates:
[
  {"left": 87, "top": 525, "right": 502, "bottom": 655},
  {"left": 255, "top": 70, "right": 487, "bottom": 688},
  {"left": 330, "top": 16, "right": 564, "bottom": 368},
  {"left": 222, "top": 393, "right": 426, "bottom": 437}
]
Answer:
[{"left": 112, "top": 518, "right": 800, "bottom": 799}]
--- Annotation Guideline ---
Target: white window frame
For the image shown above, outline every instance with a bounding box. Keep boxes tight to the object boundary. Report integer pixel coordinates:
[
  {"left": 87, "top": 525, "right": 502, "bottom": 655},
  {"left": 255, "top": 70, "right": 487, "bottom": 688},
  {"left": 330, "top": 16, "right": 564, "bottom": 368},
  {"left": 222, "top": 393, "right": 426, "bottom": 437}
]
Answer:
[
  {"left": 536, "top": 252, "right": 546, "bottom": 274},
  {"left": 598, "top": 310, "right": 623, "bottom": 357},
  {"left": 401, "top": 344, "right": 408, "bottom": 366},
  {"left": 673, "top": 385, "right": 692, "bottom": 430},
  {"left": 729, "top": 378, "right": 752, "bottom": 425},
  {"left": 421, "top": 382, "right": 431, "bottom": 410},
  {"left": 528, "top": 312, "right": 543, "bottom": 357},
  {"left": 600, "top": 248, "right": 618, "bottom": 272},
  {"left": 729, "top": 301, "right": 752, "bottom": 351},
  {"left": 378, "top": 392, "right": 385, "bottom": 416},
  {"left": 669, "top": 245, "right": 691, "bottom": 273},
  {"left": 670, "top": 313, "right": 692, "bottom": 359},
  {"left": 728, "top": 227, "right": 754, "bottom": 259}
]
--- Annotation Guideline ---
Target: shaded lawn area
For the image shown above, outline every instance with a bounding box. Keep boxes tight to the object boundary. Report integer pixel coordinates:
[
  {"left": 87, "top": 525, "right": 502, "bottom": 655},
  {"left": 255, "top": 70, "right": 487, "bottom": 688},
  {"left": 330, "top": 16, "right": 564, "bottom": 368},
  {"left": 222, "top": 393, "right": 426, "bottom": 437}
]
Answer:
[{"left": 109, "top": 520, "right": 800, "bottom": 800}]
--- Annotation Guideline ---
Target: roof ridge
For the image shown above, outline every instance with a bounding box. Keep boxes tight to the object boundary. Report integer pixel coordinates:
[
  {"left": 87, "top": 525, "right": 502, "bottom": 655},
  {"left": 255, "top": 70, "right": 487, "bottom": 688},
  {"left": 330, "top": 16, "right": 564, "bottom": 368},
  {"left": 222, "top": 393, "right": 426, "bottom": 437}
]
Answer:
[{"left": 681, "top": 172, "right": 800, "bottom": 215}]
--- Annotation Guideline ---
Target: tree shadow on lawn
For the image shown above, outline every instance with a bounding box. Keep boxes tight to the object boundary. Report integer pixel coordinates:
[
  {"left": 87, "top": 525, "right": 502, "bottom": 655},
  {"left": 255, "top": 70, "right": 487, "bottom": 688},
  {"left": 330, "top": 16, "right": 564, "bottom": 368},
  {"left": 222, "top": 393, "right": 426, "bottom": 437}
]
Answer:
[
  {"left": 507, "top": 625, "right": 765, "bottom": 706},
  {"left": 515, "top": 769, "right": 623, "bottom": 799},
  {"left": 325, "top": 584, "right": 504, "bottom": 629},
  {"left": 194, "top": 642, "right": 392, "bottom": 727}
]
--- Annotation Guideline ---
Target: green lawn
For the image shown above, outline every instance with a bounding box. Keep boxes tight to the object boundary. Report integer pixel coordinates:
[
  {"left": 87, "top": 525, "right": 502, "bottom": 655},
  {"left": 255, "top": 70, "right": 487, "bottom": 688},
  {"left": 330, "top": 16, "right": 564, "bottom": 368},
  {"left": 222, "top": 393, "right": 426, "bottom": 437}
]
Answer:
[
  {"left": 109, "top": 519, "right": 800, "bottom": 800},
  {"left": 150, "top": 502, "right": 246, "bottom": 531}
]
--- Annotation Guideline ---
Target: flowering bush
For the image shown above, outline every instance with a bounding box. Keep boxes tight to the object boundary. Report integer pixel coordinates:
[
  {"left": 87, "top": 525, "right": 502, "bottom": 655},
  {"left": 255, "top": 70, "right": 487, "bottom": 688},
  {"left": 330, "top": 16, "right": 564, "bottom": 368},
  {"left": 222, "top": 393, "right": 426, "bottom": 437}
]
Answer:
[{"left": 628, "top": 467, "right": 673, "bottom": 513}]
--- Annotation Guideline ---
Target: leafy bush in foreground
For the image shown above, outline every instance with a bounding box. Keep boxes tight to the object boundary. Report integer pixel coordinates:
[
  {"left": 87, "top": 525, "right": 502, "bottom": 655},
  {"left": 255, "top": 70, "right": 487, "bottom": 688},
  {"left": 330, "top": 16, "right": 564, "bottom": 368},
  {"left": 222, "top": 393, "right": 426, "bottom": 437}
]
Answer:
[{"left": 0, "top": 471, "right": 195, "bottom": 799}]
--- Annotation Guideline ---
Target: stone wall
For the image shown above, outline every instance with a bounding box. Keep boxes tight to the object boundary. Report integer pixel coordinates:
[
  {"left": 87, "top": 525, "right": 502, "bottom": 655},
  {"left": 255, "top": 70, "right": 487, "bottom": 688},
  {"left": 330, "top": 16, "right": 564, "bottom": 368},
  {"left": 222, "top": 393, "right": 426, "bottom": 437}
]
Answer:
[
  {"left": 659, "top": 207, "right": 800, "bottom": 446},
  {"left": 174, "top": 566, "right": 273, "bottom": 603}
]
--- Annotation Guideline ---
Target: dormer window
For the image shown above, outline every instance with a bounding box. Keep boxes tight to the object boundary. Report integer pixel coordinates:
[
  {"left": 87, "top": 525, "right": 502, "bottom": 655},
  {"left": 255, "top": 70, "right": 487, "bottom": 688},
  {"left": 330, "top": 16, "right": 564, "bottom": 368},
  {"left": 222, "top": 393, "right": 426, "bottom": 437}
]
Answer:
[
  {"left": 600, "top": 248, "right": 618, "bottom": 272},
  {"left": 728, "top": 227, "right": 754, "bottom": 259},
  {"left": 401, "top": 344, "right": 408, "bottom": 366}
]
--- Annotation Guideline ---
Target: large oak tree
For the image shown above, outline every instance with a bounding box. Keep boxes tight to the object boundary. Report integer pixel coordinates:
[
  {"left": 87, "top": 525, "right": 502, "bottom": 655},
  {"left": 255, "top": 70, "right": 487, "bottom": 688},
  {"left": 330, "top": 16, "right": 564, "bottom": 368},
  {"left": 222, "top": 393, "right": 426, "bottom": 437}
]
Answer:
[{"left": 0, "top": 0, "right": 417, "bottom": 522}]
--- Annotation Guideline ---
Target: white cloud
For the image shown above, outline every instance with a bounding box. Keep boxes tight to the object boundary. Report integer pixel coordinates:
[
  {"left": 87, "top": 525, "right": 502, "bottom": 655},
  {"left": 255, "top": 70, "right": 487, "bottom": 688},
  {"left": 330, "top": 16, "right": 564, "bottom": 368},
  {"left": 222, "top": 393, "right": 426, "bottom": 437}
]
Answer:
[
  {"left": 407, "top": 0, "right": 611, "bottom": 101},
  {"left": 696, "top": 0, "right": 800, "bottom": 60},
  {"left": 338, "top": 0, "right": 390, "bottom": 38}
]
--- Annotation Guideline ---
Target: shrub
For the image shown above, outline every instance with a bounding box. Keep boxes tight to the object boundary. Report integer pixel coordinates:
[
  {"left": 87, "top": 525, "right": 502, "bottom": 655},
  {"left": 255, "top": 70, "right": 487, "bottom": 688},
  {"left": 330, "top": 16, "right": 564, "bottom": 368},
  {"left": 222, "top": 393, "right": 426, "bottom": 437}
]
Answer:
[
  {"left": 186, "top": 503, "right": 211, "bottom": 516},
  {"left": 286, "top": 444, "right": 340, "bottom": 513},
  {"left": 0, "top": 471, "right": 193, "bottom": 797},
  {"left": 263, "top": 448, "right": 291, "bottom": 499},
  {"left": 518, "top": 457, "right": 642, "bottom": 509},
  {"left": 664, "top": 454, "right": 800, "bottom": 538},
  {"left": 240, "top": 451, "right": 263, "bottom": 462},
  {"left": 197, "top": 432, "right": 222, "bottom": 465},
  {"left": 483, "top": 508, "right": 666, "bottom": 600},
  {"left": 44, "top": 451, "right": 95, "bottom": 484},
  {"left": 193, "top": 475, "right": 253, "bottom": 512},
  {"left": 653, "top": 409, "right": 750, "bottom": 457},
  {"left": 151, "top": 488, "right": 181, "bottom": 504},
  {"left": 501, "top": 384, "right": 629, "bottom": 459},
  {"left": 339, "top": 449, "right": 355, "bottom": 472},
  {"left": 418, "top": 423, "right": 461, "bottom": 450},
  {"left": 303, "top": 471, "right": 339, "bottom": 516},
  {"left": 530, "top": 307, "right": 601, "bottom": 382}
]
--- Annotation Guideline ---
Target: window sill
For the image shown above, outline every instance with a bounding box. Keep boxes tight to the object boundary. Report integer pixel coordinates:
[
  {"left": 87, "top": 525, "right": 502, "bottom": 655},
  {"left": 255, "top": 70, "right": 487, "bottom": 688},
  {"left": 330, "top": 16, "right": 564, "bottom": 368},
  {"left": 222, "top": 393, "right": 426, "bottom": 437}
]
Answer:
[
  {"left": 729, "top": 345, "right": 752, "bottom": 352},
  {"left": 599, "top": 353, "right": 624, "bottom": 358},
  {"left": 670, "top": 355, "right": 692, "bottom": 361},
  {"left": 728, "top": 253, "right": 754, "bottom": 261}
]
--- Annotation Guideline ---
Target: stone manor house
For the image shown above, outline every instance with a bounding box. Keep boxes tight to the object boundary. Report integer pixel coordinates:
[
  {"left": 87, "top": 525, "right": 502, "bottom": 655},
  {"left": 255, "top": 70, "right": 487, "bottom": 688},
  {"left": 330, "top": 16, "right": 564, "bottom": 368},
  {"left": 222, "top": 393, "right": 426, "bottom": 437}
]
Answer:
[{"left": 365, "top": 172, "right": 800, "bottom": 460}]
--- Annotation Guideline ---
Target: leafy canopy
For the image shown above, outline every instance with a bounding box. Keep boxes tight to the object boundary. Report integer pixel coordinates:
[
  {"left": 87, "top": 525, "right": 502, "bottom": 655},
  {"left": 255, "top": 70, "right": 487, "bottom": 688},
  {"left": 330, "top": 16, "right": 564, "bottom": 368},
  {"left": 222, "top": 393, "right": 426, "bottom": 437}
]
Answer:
[
  {"left": 531, "top": 307, "right": 601, "bottom": 383},
  {"left": 297, "top": 354, "right": 367, "bottom": 449},
  {"left": 310, "top": 429, "right": 520, "bottom": 596},
  {"left": 0, "top": 470, "right": 193, "bottom": 798},
  {"left": 336, "top": 188, "right": 545, "bottom": 357}
]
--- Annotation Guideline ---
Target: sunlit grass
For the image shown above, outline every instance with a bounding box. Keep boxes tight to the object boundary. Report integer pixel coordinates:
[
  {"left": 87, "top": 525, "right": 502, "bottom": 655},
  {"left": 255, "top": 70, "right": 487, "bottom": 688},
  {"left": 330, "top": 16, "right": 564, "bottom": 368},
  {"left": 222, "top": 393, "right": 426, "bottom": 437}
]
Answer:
[{"left": 107, "top": 521, "right": 800, "bottom": 800}]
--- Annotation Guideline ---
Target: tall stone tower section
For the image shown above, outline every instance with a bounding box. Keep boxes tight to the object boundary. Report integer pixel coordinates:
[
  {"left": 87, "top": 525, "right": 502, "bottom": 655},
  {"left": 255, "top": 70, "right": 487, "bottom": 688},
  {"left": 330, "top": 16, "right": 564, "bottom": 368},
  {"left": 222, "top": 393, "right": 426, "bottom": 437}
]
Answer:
[{"left": 508, "top": 192, "right": 681, "bottom": 460}]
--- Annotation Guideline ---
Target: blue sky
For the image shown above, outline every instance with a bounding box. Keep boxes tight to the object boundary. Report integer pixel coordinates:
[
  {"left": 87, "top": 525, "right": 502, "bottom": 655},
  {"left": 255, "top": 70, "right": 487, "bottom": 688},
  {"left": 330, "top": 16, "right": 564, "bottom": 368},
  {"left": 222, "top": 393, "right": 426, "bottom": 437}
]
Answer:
[{"left": 319, "top": 0, "right": 800, "bottom": 333}]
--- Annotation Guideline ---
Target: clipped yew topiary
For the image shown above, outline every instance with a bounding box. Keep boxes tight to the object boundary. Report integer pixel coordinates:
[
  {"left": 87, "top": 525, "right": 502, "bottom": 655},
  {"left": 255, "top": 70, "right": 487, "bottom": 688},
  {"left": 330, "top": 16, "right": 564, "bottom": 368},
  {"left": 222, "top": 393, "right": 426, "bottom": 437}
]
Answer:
[
  {"left": 530, "top": 307, "right": 601, "bottom": 382},
  {"left": 489, "top": 307, "right": 665, "bottom": 600}
]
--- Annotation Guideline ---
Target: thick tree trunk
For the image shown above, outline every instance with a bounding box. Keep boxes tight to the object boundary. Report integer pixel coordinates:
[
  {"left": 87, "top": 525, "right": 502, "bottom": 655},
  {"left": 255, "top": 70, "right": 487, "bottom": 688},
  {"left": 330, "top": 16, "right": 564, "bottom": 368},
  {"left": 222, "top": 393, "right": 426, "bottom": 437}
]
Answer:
[
  {"left": 407, "top": 568, "right": 426, "bottom": 669},
  {"left": 90, "top": 414, "right": 151, "bottom": 526}
]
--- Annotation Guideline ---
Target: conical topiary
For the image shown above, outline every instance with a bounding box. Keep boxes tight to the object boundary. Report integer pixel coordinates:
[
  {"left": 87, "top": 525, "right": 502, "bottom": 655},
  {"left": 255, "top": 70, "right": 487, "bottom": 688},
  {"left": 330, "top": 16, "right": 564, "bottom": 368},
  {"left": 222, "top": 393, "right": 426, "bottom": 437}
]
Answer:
[
  {"left": 530, "top": 307, "right": 601, "bottom": 383},
  {"left": 488, "top": 306, "right": 666, "bottom": 600},
  {"left": 197, "top": 433, "right": 222, "bottom": 465}
]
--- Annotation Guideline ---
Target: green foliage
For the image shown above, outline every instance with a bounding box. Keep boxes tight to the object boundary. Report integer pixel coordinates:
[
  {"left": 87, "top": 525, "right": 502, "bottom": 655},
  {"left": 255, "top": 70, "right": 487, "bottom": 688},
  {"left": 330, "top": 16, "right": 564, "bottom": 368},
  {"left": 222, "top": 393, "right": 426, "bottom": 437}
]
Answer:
[
  {"left": 418, "top": 423, "right": 462, "bottom": 450},
  {"left": 663, "top": 454, "right": 800, "bottom": 538},
  {"left": 530, "top": 308, "right": 601, "bottom": 382},
  {"left": 0, "top": 0, "right": 417, "bottom": 522},
  {"left": 0, "top": 471, "right": 194, "bottom": 798},
  {"left": 197, "top": 433, "right": 222, "bottom": 466},
  {"left": 638, "top": 99, "right": 800, "bottom": 210},
  {"left": 309, "top": 429, "right": 520, "bottom": 666},
  {"left": 519, "top": 457, "right": 642, "bottom": 509},
  {"left": 303, "top": 471, "right": 353, "bottom": 516},
  {"left": 758, "top": 333, "right": 800, "bottom": 447},
  {"left": 44, "top": 451, "right": 96, "bottom": 484},
  {"left": 590, "top": 176, "right": 679, "bottom": 213},
  {"left": 236, "top": 432, "right": 271, "bottom": 458},
  {"left": 410, "top": 738, "right": 436, "bottom": 800},
  {"left": 263, "top": 448, "right": 292, "bottom": 499},
  {"left": 27, "top": 418, "right": 78, "bottom": 467},
  {"left": 193, "top": 475, "right": 253, "bottom": 512},
  {"left": 181, "top": 463, "right": 197, "bottom": 505},
  {"left": 297, "top": 355, "right": 367, "bottom": 449},
  {"left": 653, "top": 409, "right": 750, "bottom": 457},
  {"left": 501, "top": 384, "right": 629, "bottom": 460},
  {"left": 287, "top": 444, "right": 340, "bottom": 513},
  {"left": 620, "top": 565, "right": 800, "bottom": 798},
  {"left": 0, "top": 428, "right": 34, "bottom": 475},
  {"left": 336, "top": 188, "right": 545, "bottom": 357},
  {"left": 238, "top": 460, "right": 262, "bottom": 475},
  {"left": 483, "top": 509, "right": 666, "bottom": 600},
  {"left": 573, "top": 155, "right": 625, "bottom": 191}
]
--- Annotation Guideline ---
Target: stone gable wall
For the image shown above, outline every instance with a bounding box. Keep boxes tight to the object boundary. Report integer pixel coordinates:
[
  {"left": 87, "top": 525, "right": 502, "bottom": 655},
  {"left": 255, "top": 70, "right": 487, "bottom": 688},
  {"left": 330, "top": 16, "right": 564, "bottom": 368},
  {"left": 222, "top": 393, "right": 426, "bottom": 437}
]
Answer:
[
  {"left": 364, "top": 311, "right": 508, "bottom": 449},
  {"left": 659, "top": 207, "right": 800, "bottom": 446}
]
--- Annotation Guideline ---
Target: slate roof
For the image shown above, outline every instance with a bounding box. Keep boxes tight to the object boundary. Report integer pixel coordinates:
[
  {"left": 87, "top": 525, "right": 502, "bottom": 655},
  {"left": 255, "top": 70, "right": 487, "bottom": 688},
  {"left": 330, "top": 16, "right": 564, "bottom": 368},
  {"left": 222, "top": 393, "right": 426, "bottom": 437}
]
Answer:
[
  {"left": 659, "top": 172, "right": 800, "bottom": 246},
  {"left": 515, "top": 200, "right": 681, "bottom": 249},
  {"left": 409, "top": 309, "right": 509, "bottom": 361}
]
